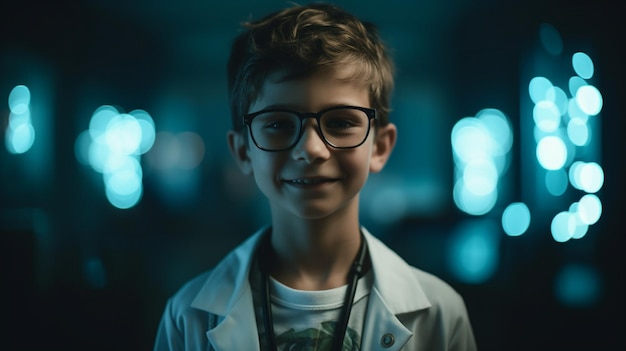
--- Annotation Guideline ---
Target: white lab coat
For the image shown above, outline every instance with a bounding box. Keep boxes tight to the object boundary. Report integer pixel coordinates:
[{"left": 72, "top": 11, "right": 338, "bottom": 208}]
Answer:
[{"left": 154, "top": 227, "right": 477, "bottom": 350}]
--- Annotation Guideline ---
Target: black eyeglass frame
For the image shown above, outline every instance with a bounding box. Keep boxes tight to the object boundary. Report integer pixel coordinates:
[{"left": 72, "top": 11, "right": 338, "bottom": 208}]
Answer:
[{"left": 242, "top": 105, "right": 377, "bottom": 152}]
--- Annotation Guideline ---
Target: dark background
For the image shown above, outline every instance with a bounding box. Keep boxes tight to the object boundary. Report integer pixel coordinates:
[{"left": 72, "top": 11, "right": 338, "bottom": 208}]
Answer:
[{"left": 1, "top": 0, "right": 624, "bottom": 350}]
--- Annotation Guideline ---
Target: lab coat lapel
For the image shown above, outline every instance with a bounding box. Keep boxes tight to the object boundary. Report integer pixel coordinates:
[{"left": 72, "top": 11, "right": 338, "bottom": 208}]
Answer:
[
  {"left": 362, "top": 228, "right": 431, "bottom": 314},
  {"left": 205, "top": 288, "right": 260, "bottom": 351},
  {"left": 360, "top": 228, "right": 432, "bottom": 350},
  {"left": 361, "top": 288, "right": 413, "bottom": 351},
  {"left": 191, "top": 228, "right": 268, "bottom": 351}
]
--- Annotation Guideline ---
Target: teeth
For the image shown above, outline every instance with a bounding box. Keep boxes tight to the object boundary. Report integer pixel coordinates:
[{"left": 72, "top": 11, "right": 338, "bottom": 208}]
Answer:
[{"left": 290, "top": 178, "right": 325, "bottom": 184}]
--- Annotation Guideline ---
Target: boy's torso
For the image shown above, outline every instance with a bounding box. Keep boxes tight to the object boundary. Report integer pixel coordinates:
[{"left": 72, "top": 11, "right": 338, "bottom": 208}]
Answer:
[{"left": 155, "top": 227, "right": 477, "bottom": 351}]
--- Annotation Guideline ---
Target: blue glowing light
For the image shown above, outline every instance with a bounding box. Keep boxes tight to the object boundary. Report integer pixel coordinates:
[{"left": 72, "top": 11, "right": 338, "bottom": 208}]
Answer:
[
  {"left": 533, "top": 100, "right": 561, "bottom": 132},
  {"left": 76, "top": 105, "right": 156, "bottom": 209},
  {"left": 568, "top": 161, "right": 585, "bottom": 189},
  {"left": 577, "top": 194, "right": 602, "bottom": 225},
  {"left": 462, "top": 158, "right": 498, "bottom": 196},
  {"left": 527, "top": 26, "right": 603, "bottom": 244},
  {"left": 476, "top": 109, "right": 513, "bottom": 159},
  {"left": 567, "top": 118, "right": 590, "bottom": 146},
  {"left": 451, "top": 117, "right": 493, "bottom": 163},
  {"left": 105, "top": 182, "right": 143, "bottom": 210},
  {"left": 569, "top": 161, "right": 604, "bottom": 193},
  {"left": 572, "top": 52, "right": 594, "bottom": 79},
  {"left": 547, "top": 86, "right": 569, "bottom": 116},
  {"left": 545, "top": 169, "right": 568, "bottom": 196},
  {"left": 453, "top": 177, "right": 498, "bottom": 216},
  {"left": 571, "top": 222, "right": 589, "bottom": 239},
  {"left": 568, "top": 76, "right": 587, "bottom": 97},
  {"left": 451, "top": 109, "right": 512, "bottom": 216},
  {"left": 536, "top": 136, "right": 567, "bottom": 170},
  {"left": 103, "top": 156, "right": 142, "bottom": 195},
  {"left": 8, "top": 84, "right": 31, "bottom": 114},
  {"left": 575, "top": 85, "right": 603, "bottom": 116},
  {"left": 554, "top": 264, "right": 601, "bottom": 307},
  {"left": 568, "top": 203, "right": 589, "bottom": 240},
  {"left": 551, "top": 211, "right": 576, "bottom": 242},
  {"left": 105, "top": 114, "right": 142, "bottom": 155},
  {"left": 88, "top": 138, "right": 112, "bottom": 173},
  {"left": 89, "top": 105, "right": 119, "bottom": 139},
  {"left": 6, "top": 122, "right": 36, "bottom": 154},
  {"left": 74, "top": 130, "right": 92, "bottom": 166},
  {"left": 448, "top": 220, "right": 499, "bottom": 284},
  {"left": 9, "top": 109, "right": 31, "bottom": 128},
  {"left": 5, "top": 85, "right": 36, "bottom": 155},
  {"left": 529, "top": 76, "right": 553, "bottom": 104},
  {"left": 539, "top": 23, "right": 563, "bottom": 55},
  {"left": 130, "top": 109, "right": 156, "bottom": 154},
  {"left": 501, "top": 202, "right": 531, "bottom": 236},
  {"left": 578, "top": 162, "right": 604, "bottom": 193},
  {"left": 567, "top": 97, "right": 589, "bottom": 121},
  {"left": 554, "top": 195, "right": 602, "bottom": 241}
]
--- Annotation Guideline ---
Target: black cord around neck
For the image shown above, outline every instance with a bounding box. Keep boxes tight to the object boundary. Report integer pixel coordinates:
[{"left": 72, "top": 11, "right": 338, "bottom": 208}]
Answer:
[{"left": 258, "top": 232, "right": 368, "bottom": 351}]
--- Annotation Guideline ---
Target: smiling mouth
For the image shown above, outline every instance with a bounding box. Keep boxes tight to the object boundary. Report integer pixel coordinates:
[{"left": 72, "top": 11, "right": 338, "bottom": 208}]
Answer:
[{"left": 284, "top": 178, "right": 337, "bottom": 186}]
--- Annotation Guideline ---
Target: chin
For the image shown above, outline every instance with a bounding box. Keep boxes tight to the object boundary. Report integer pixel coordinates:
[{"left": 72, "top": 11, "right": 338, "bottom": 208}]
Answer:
[
  {"left": 289, "top": 201, "right": 355, "bottom": 221},
  {"left": 291, "top": 207, "right": 335, "bottom": 220}
]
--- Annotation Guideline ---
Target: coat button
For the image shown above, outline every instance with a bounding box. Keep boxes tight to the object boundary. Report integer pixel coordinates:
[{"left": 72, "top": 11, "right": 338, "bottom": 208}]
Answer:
[{"left": 381, "top": 333, "right": 395, "bottom": 348}]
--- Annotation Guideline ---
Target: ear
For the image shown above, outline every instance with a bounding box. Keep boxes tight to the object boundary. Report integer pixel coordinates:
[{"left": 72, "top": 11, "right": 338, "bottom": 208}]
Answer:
[
  {"left": 369, "top": 123, "right": 397, "bottom": 173},
  {"left": 227, "top": 130, "right": 253, "bottom": 175}
]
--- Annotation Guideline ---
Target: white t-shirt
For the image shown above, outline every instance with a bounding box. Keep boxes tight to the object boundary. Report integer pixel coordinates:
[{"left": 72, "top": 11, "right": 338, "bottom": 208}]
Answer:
[{"left": 252, "top": 269, "right": 373, "bottom": 351}]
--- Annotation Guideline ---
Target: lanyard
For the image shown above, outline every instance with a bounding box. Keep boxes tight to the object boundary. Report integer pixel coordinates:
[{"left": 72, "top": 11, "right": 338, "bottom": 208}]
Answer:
[{"left": 258, "top": 232, "right": 368, "bottom": 351}]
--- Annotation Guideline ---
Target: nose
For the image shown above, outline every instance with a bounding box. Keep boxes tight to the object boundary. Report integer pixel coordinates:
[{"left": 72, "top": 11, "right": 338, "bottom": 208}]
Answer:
[{"left": 290, "top": 119, "right": 330, "bottom": 163}]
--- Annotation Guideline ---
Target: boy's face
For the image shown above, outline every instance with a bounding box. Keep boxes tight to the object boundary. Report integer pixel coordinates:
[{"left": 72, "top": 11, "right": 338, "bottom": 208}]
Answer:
[{"left": 228, "top": 69, "right": 396, "bottom": 221}]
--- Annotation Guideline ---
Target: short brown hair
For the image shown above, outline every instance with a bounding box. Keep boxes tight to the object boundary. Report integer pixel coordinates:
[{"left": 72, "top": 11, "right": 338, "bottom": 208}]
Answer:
[{"left": 227, "top": 3, "right": 394, "bottom": 131}]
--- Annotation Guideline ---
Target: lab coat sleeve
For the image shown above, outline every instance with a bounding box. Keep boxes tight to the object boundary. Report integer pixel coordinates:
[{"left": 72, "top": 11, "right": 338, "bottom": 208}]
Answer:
[
  {"left": 408, "top": 268, "right": 477, "bottom": 351},
  {"left": 154, "top": 298, "right": 185, "bottom": 351},
  {"left": 153, "top": 271, "right": 215, "bottom": 351},
  {"left": 447, "top": 296, "right": 477, "bottom": 351}
]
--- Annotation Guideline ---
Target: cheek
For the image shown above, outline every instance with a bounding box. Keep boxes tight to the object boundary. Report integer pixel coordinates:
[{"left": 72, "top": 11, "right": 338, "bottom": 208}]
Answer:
[
  {"left": 249, "top": 152, "right": 282, "bottom": 188},
  {"left": 340, "top": 149, "right": 372, "bottom": 181},
  {"left": 250, "top": 155, "right": 271, "bottom": 177}
]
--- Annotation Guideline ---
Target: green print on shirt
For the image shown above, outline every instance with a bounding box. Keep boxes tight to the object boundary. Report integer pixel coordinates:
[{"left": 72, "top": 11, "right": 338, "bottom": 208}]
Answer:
[{"left": 274, "top": 321, "right": 360, "bottom": 351}]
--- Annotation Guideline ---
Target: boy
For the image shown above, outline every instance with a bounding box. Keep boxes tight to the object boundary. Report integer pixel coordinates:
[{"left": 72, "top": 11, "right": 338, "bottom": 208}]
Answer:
[{"left": 154, "top": 3, "right": 476, "bottom": 350}]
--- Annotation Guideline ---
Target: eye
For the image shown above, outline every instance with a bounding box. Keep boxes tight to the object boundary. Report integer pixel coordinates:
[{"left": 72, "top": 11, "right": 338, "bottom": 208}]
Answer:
[
  {"left": 254, "top": 112, "right": 298, "bottom": 131},
  {"left": 323, "top": 110, "right": 366, "bottom": 129},
  {"left": 264, "top": 119, "right": 296, "bottom": 130},
  {"left": 324, "top": 117, "right": 358, "bottom": 129}
]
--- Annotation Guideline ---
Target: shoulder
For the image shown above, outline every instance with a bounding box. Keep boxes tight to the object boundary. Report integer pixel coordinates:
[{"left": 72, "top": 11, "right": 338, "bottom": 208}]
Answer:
[
  {"left": 155, "top": 271, "right": 215, "bottom": 350},
  {"left": 169, "top": 271, "right": 213, "bottom": 310},
  {"left": 165, "top": 271, "right": 214, "bottom": 322},
  {"left": 411, "top": 267, "right": 466, "bottom": 312},
  {"left": 365, "top": 230, "right": 467, "bottom": 315},
  {"left": 400, "top": 267, "right": 477, "bottom": 350},
  {"left": 410, "top": 267, "right": 477, "bottom": 345},
  {"left": 168, "top": 227, "right": 267, "bottom": 317},
  {"left": 362, "top": 228, "right": 477, "bottom": 349}
]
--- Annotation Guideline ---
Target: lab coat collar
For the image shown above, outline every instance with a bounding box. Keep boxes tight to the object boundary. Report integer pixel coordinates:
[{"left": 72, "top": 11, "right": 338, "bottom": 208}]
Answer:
[
  {"left": 190, "top": 226, "right": 431, "bottom": 350},
  {"left": 190, "top": 228, "right": 266, "bottom": 350},
  {"left": 190, "top": 228, "right": 263, "bottom": 316},
  {"left": 362, "top": 227, "right": 431, "bottom": 314}
]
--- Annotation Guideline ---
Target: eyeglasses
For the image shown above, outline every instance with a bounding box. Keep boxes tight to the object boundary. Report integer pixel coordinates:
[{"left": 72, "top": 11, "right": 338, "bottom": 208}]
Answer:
[{"left": 243, "top": 106, "right": 377, "bottom": 152}]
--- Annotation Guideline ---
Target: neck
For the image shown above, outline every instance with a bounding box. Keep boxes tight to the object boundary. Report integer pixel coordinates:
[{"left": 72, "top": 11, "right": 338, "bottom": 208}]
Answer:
[{"left": 268, "top": 216, "right": 362, "bottom": 290}]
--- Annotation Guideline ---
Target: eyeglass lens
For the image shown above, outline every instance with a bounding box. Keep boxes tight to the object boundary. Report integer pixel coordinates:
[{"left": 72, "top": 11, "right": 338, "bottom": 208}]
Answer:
[{"left": 249, "top": 108, "right": 370, "bottom": 150}]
